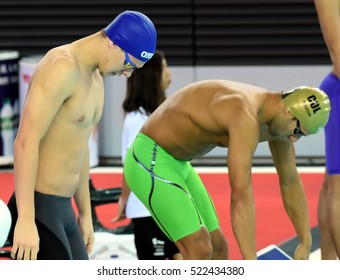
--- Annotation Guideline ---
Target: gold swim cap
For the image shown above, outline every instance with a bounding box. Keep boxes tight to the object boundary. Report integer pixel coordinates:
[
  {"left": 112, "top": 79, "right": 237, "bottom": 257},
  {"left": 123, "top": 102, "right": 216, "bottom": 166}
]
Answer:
[{"left": 282, "top": 86, "right": 330, "bottom": 134}]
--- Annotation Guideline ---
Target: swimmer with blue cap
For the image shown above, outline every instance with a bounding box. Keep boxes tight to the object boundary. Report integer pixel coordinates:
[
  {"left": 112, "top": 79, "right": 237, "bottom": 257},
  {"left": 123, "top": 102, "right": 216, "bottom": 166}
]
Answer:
[
  {"left": 9, "top": 10, "right": 157, "bottom": 260},
  {"left": 100, "top": 10, "right": 157, "bottom": 76},
  {"left": 104, "top": 10, "right": 157, "bottom": 66},
  {"left": 97, "top": 10, "right": 157, "bottom": 77}
]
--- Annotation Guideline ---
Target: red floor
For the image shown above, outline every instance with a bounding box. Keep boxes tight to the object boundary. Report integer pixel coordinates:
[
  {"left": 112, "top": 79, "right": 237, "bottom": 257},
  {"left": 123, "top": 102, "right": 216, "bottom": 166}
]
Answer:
[
  {"left": 0, "top": 169, "right": 322, "bottom": 260},
  {"left": 75, "top": 170, "right": 323, "bottom": 259}
]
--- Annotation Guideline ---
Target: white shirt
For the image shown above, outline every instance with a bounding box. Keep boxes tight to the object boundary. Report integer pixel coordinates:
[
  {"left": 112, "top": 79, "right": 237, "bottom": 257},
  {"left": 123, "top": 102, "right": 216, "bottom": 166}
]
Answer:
[{"left": 121, "top": 107, "right": 151, "bottom": 218}]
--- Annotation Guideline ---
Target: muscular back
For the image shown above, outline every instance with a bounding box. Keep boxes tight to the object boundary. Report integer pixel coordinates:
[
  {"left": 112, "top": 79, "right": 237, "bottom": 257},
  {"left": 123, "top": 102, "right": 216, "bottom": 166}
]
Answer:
[{"left": 141, "top": 80, "right": 269, "bottom": 160}]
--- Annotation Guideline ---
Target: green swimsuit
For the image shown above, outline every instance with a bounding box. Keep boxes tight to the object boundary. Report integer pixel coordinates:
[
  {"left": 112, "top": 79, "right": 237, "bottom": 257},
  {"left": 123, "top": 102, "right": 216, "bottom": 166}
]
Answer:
[{"left": 124, "top": 133, "right": 220, "bottom": 242}]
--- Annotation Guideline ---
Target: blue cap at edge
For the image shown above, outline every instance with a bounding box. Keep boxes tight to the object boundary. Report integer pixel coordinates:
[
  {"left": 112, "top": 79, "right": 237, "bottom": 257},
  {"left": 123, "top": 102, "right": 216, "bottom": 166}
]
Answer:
[{"left": 104, "top": 10, "right": 157, "bottom": 62}]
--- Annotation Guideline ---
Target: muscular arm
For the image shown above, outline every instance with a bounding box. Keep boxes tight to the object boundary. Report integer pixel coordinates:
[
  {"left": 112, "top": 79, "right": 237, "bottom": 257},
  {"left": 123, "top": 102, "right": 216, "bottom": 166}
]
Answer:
[
  {"left": 269, "top": 139, "right": 312, "bottom": 259},
  {"left": 11, "top": 54, "right": 78, "bottom": 260},
  {"left": 314, "top": 0, "right": 340, "bottom": 76},
  {"left": 227, "top": 114, "right": 259, "bottom": 260}
]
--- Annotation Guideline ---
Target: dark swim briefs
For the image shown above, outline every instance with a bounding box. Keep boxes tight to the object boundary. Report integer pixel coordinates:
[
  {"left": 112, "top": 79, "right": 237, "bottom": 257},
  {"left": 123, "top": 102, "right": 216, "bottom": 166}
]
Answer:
[
  {"left": 319, "top": 72, "right": 340, "bottom": 175},
  {"left": 7, "top": 191, "right": 88, "bottom": 260}
]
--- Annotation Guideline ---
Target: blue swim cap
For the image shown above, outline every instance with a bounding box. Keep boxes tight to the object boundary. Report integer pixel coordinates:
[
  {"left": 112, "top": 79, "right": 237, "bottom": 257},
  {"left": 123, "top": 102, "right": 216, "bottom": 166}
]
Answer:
[{"left": 104, "top": 10, "right": 157, "bottom": 62}]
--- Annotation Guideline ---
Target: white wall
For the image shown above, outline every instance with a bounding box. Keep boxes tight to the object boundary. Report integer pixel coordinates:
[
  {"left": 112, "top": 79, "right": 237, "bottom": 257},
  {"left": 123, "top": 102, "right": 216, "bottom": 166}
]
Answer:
[{"left": 98, "top": 65, "right": 332, "bottom": 160}]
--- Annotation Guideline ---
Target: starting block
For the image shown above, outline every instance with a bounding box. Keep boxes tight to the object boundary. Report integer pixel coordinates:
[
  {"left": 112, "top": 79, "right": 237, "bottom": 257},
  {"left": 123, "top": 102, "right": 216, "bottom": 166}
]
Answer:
[{"left": 257, "top": 244, "right": 292, "bottom": 260}]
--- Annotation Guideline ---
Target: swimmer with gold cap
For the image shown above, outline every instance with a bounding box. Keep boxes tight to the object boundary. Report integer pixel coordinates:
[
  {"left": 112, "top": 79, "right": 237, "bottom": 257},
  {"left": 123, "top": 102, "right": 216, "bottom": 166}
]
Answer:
[
  {"left": 122, "top": 79, "right": 329, "bottom": 260},
  {"left": 282, "top": 86, "right": 330, "bottom": 135}
]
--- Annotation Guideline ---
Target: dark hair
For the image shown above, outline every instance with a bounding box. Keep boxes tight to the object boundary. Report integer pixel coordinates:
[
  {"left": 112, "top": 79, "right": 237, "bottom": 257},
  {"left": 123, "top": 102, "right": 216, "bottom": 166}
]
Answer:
[{"left": 122, "top": 50, "right": 166, "bottom": 115}]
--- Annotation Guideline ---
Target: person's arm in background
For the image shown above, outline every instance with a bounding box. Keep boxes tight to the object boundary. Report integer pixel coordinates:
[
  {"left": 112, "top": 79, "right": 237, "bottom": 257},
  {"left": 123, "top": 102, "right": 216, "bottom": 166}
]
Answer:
[
  {"left": 111, "top": 111, "right": 148, "bottom": 223},
  {"left": 111, "top": 175, "right": 130, "bottom": 222},
  {"left": 315, "top": 0, "right": 340, "bottom": 76}
]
